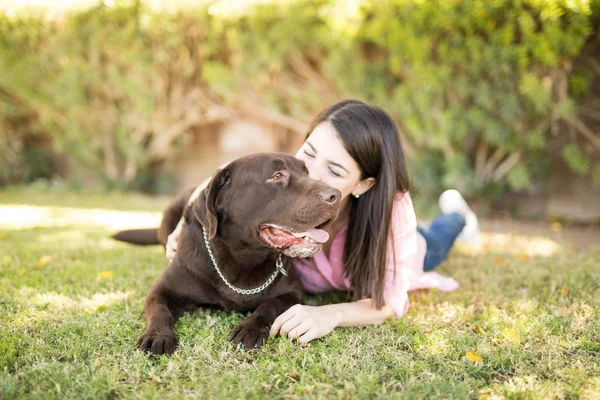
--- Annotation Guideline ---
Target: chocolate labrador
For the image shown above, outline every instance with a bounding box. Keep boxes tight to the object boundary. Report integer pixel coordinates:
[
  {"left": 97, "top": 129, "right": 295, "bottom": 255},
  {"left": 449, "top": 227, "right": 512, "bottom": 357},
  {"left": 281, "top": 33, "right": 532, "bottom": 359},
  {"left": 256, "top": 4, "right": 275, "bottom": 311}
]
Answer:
[{"left": 113, "top": 153, "right": 340, "bottom": 354}]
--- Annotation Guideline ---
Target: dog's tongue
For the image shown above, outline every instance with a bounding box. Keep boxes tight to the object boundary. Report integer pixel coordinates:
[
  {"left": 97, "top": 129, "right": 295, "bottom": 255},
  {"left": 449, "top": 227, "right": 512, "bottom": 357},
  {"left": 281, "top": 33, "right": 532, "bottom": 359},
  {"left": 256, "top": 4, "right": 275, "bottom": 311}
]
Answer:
[{"left": 291, "top": 228, "right": 329, "bottom": 243}]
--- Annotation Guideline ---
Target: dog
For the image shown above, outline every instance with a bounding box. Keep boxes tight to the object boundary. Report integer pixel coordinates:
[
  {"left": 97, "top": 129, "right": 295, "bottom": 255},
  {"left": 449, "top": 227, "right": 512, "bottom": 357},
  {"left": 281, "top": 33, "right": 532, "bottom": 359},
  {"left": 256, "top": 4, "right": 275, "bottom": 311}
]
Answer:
[{"left": 113, "top": 153, "right": 340, "bottom": 354}]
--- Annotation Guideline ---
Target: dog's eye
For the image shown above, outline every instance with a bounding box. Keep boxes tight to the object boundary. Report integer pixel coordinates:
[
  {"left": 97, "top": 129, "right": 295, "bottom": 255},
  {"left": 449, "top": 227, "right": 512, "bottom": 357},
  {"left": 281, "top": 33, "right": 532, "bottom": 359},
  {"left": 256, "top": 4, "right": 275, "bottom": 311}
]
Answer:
[{"left": 271, "top": 172, "right": 283, "bottom": 180}]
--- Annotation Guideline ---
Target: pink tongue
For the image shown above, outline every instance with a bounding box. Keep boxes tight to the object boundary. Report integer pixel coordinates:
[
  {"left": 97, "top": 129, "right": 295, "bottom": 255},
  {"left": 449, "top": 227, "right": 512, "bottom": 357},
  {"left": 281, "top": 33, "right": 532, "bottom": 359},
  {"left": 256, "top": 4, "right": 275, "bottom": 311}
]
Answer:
[{"left": 291, "top": 228, "right": 329, "bottom": 243}]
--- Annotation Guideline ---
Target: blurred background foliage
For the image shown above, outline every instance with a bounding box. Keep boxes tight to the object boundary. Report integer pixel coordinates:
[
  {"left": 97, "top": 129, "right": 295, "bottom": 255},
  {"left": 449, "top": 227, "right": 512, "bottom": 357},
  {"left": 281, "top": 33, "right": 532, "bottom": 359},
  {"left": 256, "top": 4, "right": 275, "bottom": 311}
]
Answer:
[{"left": 0, "top": 0, "right": 599, "bottom": 206}]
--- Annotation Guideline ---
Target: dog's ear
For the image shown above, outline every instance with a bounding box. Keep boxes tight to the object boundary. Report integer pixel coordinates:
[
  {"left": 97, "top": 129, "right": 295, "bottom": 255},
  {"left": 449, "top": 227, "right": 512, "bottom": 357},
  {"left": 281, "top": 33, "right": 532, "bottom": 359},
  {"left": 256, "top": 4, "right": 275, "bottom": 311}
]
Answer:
[{"left": 192, "top": 166, "right": 231, "bottom": 240}]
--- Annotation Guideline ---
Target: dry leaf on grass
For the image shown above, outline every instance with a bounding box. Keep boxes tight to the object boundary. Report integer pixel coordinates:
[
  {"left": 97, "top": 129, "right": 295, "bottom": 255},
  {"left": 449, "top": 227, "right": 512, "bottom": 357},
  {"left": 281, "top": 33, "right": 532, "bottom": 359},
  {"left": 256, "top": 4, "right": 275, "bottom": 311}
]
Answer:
[
  {"left": 35, "top": 255, "right": 53, "bottom": 268},
  {"left": 466, "top": 351, "right": 483, "bottom": 364},
  {"left": 516, "top": 252, "right": 529, "bottom": 261},
  {"left": 501, "top": 329, "right": 520, "bottom": 344},
  {"left": 558, "top": 285, "right": 570, "bottom": 297}
]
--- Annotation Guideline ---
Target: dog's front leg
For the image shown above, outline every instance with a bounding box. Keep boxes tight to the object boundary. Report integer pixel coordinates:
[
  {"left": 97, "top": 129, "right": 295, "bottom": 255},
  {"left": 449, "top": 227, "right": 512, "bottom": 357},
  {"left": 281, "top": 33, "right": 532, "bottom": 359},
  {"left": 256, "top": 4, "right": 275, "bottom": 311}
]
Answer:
[
  {"left": 137, "top": 291, "right": 181, "bottom": 355},
  {"left": 228, "top": 293, "right": 300, "bottom": 349}
]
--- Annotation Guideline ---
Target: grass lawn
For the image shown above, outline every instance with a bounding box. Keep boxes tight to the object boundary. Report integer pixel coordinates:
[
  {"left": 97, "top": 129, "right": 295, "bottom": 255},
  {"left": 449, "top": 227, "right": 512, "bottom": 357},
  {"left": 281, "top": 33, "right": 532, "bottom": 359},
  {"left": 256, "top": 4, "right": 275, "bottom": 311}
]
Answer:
[{"left": 1, "top": 185, "right": 599, "bottom": 399}]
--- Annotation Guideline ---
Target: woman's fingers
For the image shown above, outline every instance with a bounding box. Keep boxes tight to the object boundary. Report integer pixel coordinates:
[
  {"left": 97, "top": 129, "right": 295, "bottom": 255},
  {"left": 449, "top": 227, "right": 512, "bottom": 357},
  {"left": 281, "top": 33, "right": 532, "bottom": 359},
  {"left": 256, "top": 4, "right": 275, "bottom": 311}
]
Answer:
[
  {"left": 270, "top": 307, "right": 297, "bottom": 336},
  {"left": 298, "top": 329, "right": 320, "bottom": 345},
  {"left": 166, "top": 246, "right": 175, "bottom": 260},
  {"left": 166, "top": 238, "right": 176, "bottom": 260},
  {"left": 287, "top": 322, "right": 311, "bottom": 340},
  {"left": 165, "top": 222, "right": 185, "bottom": 261},
  {"left": 279, "top": 315, "right": 303, "bottom": 336},
  {"left": 165, "top": 231, "right": 180, "bottom": 260}
]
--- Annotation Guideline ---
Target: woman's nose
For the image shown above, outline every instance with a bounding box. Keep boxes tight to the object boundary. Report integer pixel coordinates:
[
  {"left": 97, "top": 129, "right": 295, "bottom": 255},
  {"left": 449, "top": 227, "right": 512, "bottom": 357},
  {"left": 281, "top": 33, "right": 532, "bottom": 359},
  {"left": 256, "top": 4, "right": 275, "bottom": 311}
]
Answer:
[{"left": 308, "top": 168, "right": 321, "bottom": 181}]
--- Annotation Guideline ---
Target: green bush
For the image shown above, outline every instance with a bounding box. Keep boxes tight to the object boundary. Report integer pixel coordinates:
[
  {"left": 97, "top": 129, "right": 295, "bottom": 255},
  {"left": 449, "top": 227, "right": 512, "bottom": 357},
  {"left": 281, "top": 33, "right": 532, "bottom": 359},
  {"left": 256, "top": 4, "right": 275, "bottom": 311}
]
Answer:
[{"left": 0, "top": 0, "right": 597, "bottom": 198}]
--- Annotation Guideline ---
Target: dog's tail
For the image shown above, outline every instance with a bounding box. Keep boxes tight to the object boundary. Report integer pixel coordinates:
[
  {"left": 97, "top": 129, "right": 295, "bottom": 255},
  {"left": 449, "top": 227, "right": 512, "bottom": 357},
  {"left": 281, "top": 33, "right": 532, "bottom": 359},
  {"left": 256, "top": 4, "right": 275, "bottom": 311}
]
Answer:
[{"left": 112, "top": 229, "right": 160, "bottom": 245}]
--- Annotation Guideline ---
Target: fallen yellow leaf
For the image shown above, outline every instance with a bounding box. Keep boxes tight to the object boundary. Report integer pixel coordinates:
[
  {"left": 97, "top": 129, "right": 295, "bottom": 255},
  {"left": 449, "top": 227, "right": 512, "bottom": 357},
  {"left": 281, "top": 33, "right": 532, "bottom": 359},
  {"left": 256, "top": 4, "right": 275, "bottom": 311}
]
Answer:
[
  {"left": 516, "top": 252, "right": 529, "bottom": 261},
  {"left": 466, "top": 350, "right": 483, "bottom": 364},
  {"left": 474, "top": 326, "right": 485, "bottom": 335},
  {"left": 97, "top": 271, "right": 114, "bottom": 279},
  {"left": 481, "top": 393, "right": 503, "bottom": 400},
  {"left": 94, "top": 357, "right": 103, "bottom": 367},
  {"left": 501, "top": 329, "right": 520, "bottom": 344},
  {"left": 35, "top": 255, "right": 53, "bottom": 268},
  {"left": 551, "top": 222, "right": 562, "bottom": 232},
  {"left": 558, "top": 285, "right": 570, "bottom": 297}
]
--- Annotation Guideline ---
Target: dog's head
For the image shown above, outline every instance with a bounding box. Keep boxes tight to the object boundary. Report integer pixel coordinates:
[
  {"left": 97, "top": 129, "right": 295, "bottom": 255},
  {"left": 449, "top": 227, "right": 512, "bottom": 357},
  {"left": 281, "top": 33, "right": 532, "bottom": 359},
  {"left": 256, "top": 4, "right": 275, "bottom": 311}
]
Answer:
[{"left": 193, "top": 153, "right": 340, "bottom": 258}]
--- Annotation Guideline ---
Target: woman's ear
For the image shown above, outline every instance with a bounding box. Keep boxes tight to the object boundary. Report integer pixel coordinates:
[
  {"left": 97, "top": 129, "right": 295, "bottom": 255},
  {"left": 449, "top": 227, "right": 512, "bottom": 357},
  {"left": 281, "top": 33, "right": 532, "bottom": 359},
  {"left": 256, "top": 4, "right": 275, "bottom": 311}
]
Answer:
[
  {"left": 353, "top": 177, "right": 376, "bottom": 197},
  {"left": 192, "top": 166, "right": 231, "bottom": 240}
]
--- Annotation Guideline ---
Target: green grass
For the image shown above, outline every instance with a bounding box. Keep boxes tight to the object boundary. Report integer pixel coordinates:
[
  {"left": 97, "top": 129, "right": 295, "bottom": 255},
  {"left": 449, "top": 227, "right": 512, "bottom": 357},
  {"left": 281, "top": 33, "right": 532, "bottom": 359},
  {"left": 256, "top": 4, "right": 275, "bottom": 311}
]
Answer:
[{"left": 1, "top": 186, "right": 599, "bottom": 399}]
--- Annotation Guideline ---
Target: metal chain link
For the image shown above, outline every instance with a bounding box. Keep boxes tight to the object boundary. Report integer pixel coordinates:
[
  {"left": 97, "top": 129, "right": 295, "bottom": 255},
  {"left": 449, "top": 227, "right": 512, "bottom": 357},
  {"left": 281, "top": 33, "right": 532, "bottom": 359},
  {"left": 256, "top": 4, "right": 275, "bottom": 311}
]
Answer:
[{"left": 202, "top": 227, "right": 286, "bottom": 295}]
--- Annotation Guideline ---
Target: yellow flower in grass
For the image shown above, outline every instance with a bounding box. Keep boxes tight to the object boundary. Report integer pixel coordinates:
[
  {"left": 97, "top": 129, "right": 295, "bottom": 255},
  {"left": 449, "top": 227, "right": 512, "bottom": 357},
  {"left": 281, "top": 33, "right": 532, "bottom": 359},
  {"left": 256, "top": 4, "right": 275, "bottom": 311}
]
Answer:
[{"left": 97, "top": 271, "right": 114, "bottom": 279}]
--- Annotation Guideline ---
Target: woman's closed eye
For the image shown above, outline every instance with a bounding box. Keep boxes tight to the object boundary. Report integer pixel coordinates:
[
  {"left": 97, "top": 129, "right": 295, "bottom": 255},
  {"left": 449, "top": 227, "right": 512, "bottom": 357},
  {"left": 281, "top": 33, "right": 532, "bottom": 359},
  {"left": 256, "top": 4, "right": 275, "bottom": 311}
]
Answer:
[
  {"left": 328, "top": 167, "right": 342, "bottom": 178},
  {"left": 303, "top": 149, "right": 315, "bottom": 158}
]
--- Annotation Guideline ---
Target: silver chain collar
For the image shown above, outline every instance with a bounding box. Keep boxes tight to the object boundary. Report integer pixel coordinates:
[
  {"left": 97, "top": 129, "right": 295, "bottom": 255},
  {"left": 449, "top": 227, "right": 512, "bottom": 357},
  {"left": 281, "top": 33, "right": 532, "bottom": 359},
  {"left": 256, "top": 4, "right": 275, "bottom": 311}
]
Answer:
[{"left": 202, "top": 227, "right": 287, "bottom": 295}]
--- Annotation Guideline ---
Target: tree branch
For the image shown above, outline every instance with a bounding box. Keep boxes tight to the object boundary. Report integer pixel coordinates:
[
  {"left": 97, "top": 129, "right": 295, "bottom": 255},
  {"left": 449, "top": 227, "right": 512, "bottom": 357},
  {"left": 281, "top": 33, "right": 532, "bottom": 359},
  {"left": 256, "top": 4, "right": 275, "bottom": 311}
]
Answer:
[
  {"left": 480, "top": 145, "right": 507, "bottom": 182},
  {"left": 565, "top": 116, "right": 600, "bottom": 153},
  {"left": 493, "top": 151, "right": 522, "bottom": 181}
]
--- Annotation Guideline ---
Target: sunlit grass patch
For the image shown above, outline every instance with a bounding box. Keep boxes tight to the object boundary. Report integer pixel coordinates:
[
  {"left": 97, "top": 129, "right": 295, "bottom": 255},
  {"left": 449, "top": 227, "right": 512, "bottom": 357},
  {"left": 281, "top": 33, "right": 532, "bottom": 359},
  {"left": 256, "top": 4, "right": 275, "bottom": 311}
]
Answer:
[
  {"left": 1, "top": 188, "right": 599, "bottom": 399},
  {"left": 456, "top": 232, "right": 561, "bottom": 258},
  {"left": 0, "top": 205, "right": 161, "bottom": 231}
]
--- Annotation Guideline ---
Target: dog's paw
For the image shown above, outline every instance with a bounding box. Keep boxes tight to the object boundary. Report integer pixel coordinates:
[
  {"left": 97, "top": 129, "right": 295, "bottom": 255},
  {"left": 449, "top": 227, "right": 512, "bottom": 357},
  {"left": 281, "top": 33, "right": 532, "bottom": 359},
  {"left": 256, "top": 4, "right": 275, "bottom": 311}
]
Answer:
[
  {"left": 136, "top": 329, "right": 177, "bottom": 355},
  {"left": 228, "top": 319, "right": 269, "bottom": 350}
]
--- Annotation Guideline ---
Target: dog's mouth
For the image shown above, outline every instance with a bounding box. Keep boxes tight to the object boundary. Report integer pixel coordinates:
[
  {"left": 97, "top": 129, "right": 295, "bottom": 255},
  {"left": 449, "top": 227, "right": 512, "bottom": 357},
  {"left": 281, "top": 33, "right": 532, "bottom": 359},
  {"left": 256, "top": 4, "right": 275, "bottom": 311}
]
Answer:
[{"left": 259, "top": 218, "right": 334, "bottom": 258}]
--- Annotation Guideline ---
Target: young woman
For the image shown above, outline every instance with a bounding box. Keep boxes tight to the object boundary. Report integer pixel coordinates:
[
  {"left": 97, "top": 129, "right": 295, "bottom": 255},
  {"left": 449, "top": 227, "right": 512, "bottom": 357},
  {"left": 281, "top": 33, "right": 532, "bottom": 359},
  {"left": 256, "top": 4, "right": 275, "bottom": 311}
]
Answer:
[{"left": 166, "top": 99, "right": 479, "bottom": 345}]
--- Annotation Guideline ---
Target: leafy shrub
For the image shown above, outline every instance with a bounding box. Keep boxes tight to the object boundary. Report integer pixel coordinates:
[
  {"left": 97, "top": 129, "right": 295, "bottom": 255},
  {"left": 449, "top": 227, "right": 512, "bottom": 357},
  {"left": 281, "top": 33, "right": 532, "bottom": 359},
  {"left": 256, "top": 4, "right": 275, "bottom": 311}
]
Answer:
[{"left": 0, "top": 0, "right": 597, "bottom": 198}]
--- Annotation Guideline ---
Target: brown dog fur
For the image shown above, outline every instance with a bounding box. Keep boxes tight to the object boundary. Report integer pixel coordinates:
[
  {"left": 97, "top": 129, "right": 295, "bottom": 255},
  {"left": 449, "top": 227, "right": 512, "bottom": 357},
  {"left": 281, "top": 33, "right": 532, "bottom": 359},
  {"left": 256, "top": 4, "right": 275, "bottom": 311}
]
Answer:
[{"left": 115, "top": 153, "right": 340, "bottom": 354}]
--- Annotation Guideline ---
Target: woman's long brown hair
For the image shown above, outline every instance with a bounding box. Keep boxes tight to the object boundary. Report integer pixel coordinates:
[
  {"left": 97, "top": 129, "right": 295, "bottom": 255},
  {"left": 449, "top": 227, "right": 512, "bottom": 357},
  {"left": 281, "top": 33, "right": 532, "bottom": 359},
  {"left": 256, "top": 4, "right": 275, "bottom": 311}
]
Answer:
[{"left": 306, "top": 99, "right": 410, "bottom": 308}]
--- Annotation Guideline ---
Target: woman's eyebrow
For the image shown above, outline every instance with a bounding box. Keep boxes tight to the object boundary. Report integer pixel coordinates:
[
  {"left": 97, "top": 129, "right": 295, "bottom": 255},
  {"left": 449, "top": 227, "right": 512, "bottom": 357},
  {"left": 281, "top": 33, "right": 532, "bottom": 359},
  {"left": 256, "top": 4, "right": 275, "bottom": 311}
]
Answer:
[{"left": 306, "top": 141, "right": 350, "bottom": 174}]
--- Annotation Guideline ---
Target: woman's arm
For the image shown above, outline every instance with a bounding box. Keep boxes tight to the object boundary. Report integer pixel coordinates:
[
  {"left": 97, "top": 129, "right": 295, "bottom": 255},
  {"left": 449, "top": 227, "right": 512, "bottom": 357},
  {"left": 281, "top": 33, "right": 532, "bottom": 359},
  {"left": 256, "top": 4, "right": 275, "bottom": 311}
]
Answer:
[
  {"left": 165, "top": 176, "right": 211, "bottom": 260},
  {"left": 166, "top": 161, "right": 233, "bottom": 260},
  {"left": 333, "top": 299, "right": 395, "bottom": 327},
  {"left": 270, "top": 299, "right": 395, "bottom": 345}
]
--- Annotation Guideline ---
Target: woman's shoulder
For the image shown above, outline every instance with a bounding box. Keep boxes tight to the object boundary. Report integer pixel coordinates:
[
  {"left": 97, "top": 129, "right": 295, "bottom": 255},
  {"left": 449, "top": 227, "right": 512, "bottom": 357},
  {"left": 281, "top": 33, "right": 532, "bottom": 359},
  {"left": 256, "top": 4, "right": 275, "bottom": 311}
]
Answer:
[
  {"left": 394, "top": 190, "right": 413, "bottom": 203},
  {"left": 393, "top": 191, "right": 415, "bottom": 211},
  {"left": 391, "top": 191, "right": 417, "bottom": 230}
]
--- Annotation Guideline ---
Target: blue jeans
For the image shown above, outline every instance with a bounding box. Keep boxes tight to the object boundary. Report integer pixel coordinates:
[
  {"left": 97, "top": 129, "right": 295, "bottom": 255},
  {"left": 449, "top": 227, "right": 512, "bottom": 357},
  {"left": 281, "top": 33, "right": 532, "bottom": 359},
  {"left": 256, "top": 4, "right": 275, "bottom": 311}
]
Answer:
[{"left": 417, "top": 212, "right": 466, "bottom": 272}]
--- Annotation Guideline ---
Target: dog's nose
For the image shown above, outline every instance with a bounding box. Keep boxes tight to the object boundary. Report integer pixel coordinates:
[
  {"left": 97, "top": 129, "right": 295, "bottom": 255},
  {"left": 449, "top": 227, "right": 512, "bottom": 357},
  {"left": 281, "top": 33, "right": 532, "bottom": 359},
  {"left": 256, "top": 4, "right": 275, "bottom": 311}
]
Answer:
[{"left": 319, "top": 188, "right": 339, "bottom": 205}]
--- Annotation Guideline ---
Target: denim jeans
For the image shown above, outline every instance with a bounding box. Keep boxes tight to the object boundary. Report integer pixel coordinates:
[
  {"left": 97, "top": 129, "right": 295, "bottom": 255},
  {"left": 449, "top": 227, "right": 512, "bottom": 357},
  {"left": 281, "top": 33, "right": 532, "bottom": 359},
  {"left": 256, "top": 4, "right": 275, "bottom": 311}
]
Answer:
[{"left": 417, "top": 212, "right": 466, "bottom": 272}]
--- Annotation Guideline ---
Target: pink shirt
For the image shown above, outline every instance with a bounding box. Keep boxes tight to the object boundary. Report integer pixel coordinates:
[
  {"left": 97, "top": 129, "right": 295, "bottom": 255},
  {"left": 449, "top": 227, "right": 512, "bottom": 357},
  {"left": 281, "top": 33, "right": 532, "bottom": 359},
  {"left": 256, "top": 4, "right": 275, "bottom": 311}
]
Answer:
[{"left": 292, "top": 192, "right": 459, "bottom": 317}]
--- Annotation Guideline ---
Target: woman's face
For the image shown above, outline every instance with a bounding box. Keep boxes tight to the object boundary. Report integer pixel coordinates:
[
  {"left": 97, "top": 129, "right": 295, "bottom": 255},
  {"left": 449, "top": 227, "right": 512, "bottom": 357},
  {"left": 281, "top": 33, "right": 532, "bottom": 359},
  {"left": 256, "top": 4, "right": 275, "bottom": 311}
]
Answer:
[{"left": 295, "top": 122, "right": 375, "bottom": 206}]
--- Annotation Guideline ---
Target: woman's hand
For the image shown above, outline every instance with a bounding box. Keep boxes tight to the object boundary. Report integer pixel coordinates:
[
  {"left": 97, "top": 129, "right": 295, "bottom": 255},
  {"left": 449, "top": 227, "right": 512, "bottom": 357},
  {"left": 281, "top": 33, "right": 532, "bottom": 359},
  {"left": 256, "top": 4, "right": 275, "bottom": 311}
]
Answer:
[
  {"left": 270, "top": 304, "right": 342, "bottom": 345},
  {"left": 165, "top": 174, "right": 217, "bottom": 261},
  {"left": 270, "top": 300, "right": 395, "bottom": 345},
  {"left": 166, "top": 221, "right": 184, "bottom": 261}
]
